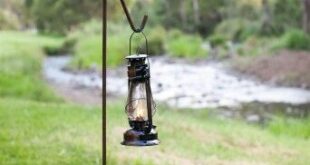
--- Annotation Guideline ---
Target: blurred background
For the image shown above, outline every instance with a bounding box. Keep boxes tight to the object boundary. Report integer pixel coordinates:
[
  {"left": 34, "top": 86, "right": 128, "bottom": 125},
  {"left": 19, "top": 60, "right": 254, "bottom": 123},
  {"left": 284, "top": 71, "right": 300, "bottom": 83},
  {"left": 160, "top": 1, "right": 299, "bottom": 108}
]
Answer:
[
  {"left": 0, "top": 0, "right": 102, "bottom": 164},
  {"left": 107, "top": 0, "right": 310, "bottom": 165}
]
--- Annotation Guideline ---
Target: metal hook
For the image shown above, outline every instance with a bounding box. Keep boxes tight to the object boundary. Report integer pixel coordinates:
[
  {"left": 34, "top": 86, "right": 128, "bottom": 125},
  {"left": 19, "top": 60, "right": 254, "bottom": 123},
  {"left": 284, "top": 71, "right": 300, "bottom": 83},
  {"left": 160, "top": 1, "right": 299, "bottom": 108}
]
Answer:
[{"left": 120, "top": 0, "right": 148, "bottom": 33}]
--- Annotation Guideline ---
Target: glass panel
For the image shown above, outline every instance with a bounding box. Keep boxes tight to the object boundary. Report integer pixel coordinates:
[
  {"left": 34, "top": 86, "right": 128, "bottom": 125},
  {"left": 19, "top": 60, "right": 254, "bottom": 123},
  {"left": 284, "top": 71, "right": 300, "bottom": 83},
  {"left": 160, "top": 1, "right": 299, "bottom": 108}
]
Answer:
[{"left": 126, "top": 81, "right": 154, "bottom": 121}]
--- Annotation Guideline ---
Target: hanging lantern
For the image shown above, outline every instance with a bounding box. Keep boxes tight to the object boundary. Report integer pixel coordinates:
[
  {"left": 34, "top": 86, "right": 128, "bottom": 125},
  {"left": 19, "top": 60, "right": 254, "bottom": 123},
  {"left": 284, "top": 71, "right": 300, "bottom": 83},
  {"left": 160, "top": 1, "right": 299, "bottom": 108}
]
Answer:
[{"left": 121, "top": 32, "right": 159, "bottom": 146}]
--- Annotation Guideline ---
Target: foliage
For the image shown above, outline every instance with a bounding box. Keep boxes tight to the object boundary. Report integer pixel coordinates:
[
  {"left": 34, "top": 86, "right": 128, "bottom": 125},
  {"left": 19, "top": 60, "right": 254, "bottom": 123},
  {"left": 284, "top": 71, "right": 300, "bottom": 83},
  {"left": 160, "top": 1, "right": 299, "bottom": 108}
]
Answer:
[
  {"left": 106, "top": 34, "right": 128, "bottom": 68},
  {"left": 167, "top": 30, "right": 207, "bottom": 58},
  {"left": 214, "top": 18, "right": 260, "bottom": 42},
  {"left": 0, "top": 31, "right": 63, "bottom": 102},
  {"left": 71, "top": 35, "right": 102, "bottom": 70},
  {"left": 236, "top": 36, "right": 279, "bottom": 56},
  {"left": 137, "top": 26, "right": 167, "bottom": 55},
  {"left": 65, "top": 20, "right": 102, "bottom": 70},
  {"left": 27, "top": 0, "right": 102, "bottom": 34},
  {"left": 272, "top": 0, "right": 303, "bottom": 34},
  {"left": 280, "top": 29, "right": 310, "bottom": 50},
  {"left": 0, "top": 0, "right": 32, "bottom": 30},
  {"left": 152, "top": 0, "right": 226, "bottom": 35},
  {"left": 107, "top": 100, "right": 310, "bottom": 165},
  {"left": 222, "top": 0, "right": 261, "bottom": 20},
  {"left": 208, "top": 34, "right": 228, "bottom": 47}
]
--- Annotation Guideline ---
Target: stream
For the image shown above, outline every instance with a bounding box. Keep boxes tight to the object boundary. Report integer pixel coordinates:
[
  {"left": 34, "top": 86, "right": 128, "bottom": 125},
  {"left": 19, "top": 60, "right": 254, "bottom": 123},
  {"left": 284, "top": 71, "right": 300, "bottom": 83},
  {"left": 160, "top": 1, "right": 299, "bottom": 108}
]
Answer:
[{"left": 44, "top": 55, "right": 310, "bottom": 123}]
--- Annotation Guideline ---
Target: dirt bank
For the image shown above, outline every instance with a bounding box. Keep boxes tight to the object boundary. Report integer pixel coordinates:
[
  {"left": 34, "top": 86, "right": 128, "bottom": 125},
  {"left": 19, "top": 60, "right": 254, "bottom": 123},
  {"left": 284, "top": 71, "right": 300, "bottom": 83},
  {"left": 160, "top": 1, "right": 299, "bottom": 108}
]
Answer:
[{"left": 233, "top": 50, "right": 310, "bottom": 89}]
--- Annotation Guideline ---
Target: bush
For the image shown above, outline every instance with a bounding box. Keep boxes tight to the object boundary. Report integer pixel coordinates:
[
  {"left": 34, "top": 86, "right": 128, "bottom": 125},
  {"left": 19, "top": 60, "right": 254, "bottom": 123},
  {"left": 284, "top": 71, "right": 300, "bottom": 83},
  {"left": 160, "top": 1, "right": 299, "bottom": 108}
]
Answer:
[
  {"left": 29, "top": 0, "right": 102, "bottom": 34},
  {"left": 71, "top": 35, "right": 102, "bottom": 70},
  {"left": 107, "top": 35, "right": 128, "bottom": 67},
  {"left": 66, "top": 20, "right": 104, "bottom": 69},
  {"left": 236, "top": 36, "right": 278, "bottom": 56},
  {"left": 214, "top": 18, "right": 260, "bottom": 42},
  {"left": 281, "top": 30, "right": 310, "bottom": 50},
  {"left": 208, "top": 34, "right": 227, "bottom": 47},
  {"left": 272, "top": 0, "right": 303, "bottom": 34},
  {"left": 167, "top": 31, "right": 206, "bottom": 58},
  {"left": 137, "top": 26, "right": 166, "bottom": 55}
]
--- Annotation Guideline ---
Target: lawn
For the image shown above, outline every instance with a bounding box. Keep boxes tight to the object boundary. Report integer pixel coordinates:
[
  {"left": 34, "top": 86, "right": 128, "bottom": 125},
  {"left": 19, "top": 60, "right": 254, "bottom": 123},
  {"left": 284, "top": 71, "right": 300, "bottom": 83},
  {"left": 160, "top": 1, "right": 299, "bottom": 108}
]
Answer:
[
  {"left": 0, "top": 31, "right": 64, "bottom": 102},
  {"left": 107, "top": 100, "right": 310, "bottom": 165},
  {"left": 0, "top": 98, "right": 101, "bottom": 165},
  {"left": 0, "top": 31, "right": 102, "bottom": 164}
]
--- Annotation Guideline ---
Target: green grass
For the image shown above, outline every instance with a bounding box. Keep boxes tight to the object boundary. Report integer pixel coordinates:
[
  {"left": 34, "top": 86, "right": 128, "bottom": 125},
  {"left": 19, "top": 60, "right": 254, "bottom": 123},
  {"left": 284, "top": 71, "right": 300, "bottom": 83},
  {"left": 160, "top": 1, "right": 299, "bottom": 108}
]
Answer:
[
  {"left": 106, "top": 34, "right": 128, "bottom": 68},
  {"left": 0, "top": 98, "right": 102, "bottom": 165},
  {"left": 107, "top": 100, "right": 310, "bottom": 165},
  {"left": 66, "top": 20, "right": 103, "bottom": 70},
  {"left": 0, "top": 31, "right": 102, "bottom": 164},
  {"left": 70, "top": 35, "right": 102, "bottom": 70},
  {"left": 166, "top": 32, "right": 207, "bottom": 59},
  {"left": 0, "top": 31, "right": 63, "bottom": 102}
]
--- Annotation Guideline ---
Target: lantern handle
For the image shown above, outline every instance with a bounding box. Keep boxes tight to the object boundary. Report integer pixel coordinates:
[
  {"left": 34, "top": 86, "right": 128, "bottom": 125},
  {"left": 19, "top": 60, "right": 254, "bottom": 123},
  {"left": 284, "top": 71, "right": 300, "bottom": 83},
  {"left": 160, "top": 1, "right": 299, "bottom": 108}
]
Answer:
[
  {"left": 129, "top": 31, "right": 148, "bottom": 55},
  {"left": 120, "top": 0, "right": 148, "bottom": 33}
]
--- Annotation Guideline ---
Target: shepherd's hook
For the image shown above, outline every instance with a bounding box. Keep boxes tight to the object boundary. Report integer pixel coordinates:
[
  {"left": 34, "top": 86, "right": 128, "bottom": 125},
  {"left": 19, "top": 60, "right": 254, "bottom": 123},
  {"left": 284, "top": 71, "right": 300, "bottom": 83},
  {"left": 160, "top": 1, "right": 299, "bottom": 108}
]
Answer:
[{"left": 120, "top": 0, "right": 148, "bottom": 33}]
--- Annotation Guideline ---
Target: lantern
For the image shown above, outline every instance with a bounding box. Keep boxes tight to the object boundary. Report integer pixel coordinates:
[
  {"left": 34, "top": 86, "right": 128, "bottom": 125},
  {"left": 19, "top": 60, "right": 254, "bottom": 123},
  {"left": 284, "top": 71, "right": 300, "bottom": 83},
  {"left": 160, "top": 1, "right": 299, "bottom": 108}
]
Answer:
[{"left": 121, "top": 32, "right": 159, "bottom": 146}]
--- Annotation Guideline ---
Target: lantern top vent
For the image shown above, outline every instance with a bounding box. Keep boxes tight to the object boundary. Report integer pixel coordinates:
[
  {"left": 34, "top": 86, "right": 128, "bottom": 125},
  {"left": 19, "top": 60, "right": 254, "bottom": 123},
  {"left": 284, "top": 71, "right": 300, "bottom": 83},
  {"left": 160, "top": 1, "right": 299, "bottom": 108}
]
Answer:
[{"left": 125, "top": 54, "right": 148, "bottom": 59}]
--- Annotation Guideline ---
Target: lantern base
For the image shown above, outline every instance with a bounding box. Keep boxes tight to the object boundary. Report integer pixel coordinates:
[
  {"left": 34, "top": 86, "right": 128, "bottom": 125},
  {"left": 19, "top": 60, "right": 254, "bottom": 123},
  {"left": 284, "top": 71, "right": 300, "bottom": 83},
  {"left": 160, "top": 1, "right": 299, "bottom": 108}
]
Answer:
[{"left": 121, "top": 127, "right": 159, "bottom": 146}]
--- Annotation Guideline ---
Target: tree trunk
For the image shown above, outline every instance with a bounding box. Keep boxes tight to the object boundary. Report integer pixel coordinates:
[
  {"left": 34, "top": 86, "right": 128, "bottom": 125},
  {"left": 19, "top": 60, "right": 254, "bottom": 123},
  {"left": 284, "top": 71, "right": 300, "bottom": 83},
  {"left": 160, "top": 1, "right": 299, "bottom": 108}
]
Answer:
[
  {"left": 261, "top": 0, "right": 273, "bottom": 34},
  {"left": 303, "top": 0, "right": 310, "bottom": 34},
  {"left": 179, "top": 0, "right": 187, "bottom": 28},
  {"left": 192, "top": 0, "right": 200, "bottom": 26}
]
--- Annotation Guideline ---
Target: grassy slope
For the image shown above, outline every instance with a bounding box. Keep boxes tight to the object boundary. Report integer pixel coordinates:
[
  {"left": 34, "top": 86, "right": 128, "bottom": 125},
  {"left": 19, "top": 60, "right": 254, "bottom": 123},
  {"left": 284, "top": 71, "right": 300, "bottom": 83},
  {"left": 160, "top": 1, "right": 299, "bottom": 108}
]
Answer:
[
  {"left": 0, "top": 31, "right": 102, "bottom": 164},
  {"left": 71, "top": 35, "right": 102, "bottom": 70},
  {"left": 107, "top": 100, "right": 310, "bottom": 165},
  {"left": 0, "top": 99, "right": 101, "bottom": 165},
  {"left": 0, "top": 31, "right": 63, "bottom": 102}
]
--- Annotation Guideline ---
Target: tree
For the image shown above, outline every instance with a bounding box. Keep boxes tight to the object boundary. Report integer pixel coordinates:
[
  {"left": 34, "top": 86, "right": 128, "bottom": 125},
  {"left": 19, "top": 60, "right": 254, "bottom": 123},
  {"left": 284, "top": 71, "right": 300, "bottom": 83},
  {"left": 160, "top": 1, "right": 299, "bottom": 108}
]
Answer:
[
  {"left": 303, "top": 0, "right": 310, "bottom": 34},
  {"left": 273, "top": 0, "right": 302, "bottom": 34},
  {"left": 260, "top": 0, "right": 274, "bottom": 35},
  {"left": 28, "top": 0, "right": 102, "bottom": 34}
]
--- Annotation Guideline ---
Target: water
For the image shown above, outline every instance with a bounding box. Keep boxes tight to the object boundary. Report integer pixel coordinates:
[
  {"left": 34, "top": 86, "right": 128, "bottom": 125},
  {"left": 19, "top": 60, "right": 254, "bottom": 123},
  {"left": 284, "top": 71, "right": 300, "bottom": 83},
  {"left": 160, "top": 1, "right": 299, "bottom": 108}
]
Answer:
[
  {"left": 43, "top": 55, "right": 310, "bottom": 120},
  {"left": 43, "top": 56, "right": 102, "bottom": 89},
  {"left": 107, "top": 57, "right": 310, "bottom": 109}
]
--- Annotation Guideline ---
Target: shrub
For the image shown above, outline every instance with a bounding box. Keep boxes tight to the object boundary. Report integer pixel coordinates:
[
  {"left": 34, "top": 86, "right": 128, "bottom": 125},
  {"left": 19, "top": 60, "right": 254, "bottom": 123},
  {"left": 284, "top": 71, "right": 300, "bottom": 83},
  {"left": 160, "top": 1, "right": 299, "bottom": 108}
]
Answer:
[
  {"left": 272, "top": 0, "right": 302, "bottom": 34},
  {"left": 73, "top": 35, "right": 102, "bottom": 69},
  {"left": 167, "top": 31, "right": 206, "bottom": 58},
  {"left": 281, "top": 30, "right": 310, "bottom": 50},
  {"left": 67, "top": 20, "right": 104, "bottom": 69},
  {"left": 214, "top": 18, "right": 260, "bottom": 42},
  {"left": 107, "top": 35, "right": 128, "bottom": 67},
  {"left": 137, "top": 26, "right": 166, "bottom": 55},
  {"left": 208, "top": 34, "right": 227, "bottom": 47}
]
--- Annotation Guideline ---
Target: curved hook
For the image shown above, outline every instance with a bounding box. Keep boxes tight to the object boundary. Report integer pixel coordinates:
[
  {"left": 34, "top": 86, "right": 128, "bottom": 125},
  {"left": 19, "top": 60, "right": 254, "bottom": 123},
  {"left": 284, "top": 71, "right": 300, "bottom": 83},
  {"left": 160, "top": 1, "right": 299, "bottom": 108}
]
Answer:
[{"left": 120, "top": 0, "right": 148, "bottom": 33}]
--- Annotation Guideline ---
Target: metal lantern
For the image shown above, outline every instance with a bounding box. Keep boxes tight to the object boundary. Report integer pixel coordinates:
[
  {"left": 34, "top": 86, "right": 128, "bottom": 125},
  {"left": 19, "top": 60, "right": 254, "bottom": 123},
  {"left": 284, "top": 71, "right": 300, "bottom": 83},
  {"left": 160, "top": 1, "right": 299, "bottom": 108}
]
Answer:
[{"left": 121, "top": 32, "right": 159, "bottom": 146}]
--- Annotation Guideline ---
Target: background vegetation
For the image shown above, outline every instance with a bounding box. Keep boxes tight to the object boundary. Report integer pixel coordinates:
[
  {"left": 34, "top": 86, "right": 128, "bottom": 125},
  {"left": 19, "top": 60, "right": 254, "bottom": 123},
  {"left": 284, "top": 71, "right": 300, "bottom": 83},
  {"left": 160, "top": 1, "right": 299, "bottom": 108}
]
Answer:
[
  {"left": 105, "top": 0, "right": 310, "bottom": 67},
  {"left": 0, "top": 0, "right": 102, "bottom": 164}
]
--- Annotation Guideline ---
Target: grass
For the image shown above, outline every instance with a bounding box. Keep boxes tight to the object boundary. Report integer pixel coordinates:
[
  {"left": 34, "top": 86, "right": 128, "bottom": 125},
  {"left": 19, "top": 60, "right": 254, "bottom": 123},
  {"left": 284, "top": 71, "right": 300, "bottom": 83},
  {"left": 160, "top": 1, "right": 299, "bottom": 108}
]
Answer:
[
  {"left": 0, "top": 31, "right": 102, "bottom": 164},
  {"left": 107, "top": 100, "right": 310, "bottom": 165},
  {"left": 0, "top": 31, "right": 63, "bottom": 102},
  {"left": 106, "top": 34, "right": 128, "bottom": 68},
  {"left": 166, "top": 32, "right": 207, "bottom": 59},
  {"left": 66, "top": 20, "right": 103, "bottom": 70},
  {"left": 70, "top": 35, "right": 102, "bottom": 70},
  {"left": 0, "top": 98, "right": 101, "bottom": 165}
]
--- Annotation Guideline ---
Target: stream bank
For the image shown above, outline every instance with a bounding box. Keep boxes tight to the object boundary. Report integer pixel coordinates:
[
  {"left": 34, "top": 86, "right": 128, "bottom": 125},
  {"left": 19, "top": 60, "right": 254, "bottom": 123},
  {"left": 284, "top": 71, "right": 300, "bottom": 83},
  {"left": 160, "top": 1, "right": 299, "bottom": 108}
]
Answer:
[{"left": 43, "top": 55, "right": 310, "bottom": 122}]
